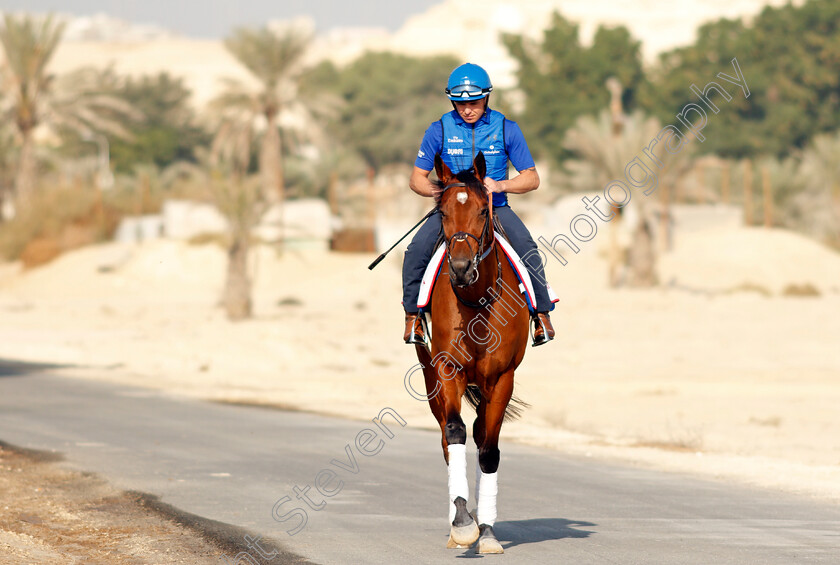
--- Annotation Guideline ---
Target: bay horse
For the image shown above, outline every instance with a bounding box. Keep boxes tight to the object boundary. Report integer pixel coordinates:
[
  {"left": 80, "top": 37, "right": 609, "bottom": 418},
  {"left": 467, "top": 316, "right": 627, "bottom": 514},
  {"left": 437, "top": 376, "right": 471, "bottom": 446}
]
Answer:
[{"left": 415, "top": 152, "right": 530, "bottom": 554}]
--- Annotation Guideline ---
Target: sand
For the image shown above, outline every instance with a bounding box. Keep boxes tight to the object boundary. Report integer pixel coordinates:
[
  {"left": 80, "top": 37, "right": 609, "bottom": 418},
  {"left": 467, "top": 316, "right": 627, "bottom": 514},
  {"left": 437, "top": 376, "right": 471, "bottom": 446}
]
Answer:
[
  {"left": 0, "top": 443, "right": 231, "bottom": 563},
  {"left": 1, "top": 225, "right": 839, "bottom": 505}
]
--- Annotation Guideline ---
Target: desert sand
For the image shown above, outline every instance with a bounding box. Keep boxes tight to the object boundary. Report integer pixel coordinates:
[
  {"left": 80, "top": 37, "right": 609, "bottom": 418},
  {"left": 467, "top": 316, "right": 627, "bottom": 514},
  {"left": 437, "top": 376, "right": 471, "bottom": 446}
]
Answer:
[{"left": 1, "top": 223, "right": 839, "bottom": 505}]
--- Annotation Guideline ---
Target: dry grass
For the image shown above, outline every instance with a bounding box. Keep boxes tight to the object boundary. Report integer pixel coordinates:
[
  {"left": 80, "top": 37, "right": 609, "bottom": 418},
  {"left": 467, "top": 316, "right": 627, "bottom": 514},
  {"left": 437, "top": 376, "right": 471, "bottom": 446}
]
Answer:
[
  {"left": 0, "top": 180, "right": 164, "bottom": 266},
  {"left": 782, "top": 283, "right": 821, "bottom": 297},
  {"left": 0, "top": 188, "right": 109, "bottom": 265},
  {"left": 749, "top": 416, "right": 783, "bottom": 428},
  {"left": 723, "top": 282, "right": 773, "bottom": 297},
  {"left": 187, "top": 231, "right": 228, "bottom": 247},
  {"left": 631, "top": 422, "right": 704, "bottom": 453}
]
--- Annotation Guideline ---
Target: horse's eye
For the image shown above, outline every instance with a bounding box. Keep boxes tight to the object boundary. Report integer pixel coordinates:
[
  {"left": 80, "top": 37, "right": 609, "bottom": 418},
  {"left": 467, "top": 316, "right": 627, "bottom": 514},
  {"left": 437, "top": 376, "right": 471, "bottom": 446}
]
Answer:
[{"left": 480, "top": 209, "right": 489, "bottom": 216}]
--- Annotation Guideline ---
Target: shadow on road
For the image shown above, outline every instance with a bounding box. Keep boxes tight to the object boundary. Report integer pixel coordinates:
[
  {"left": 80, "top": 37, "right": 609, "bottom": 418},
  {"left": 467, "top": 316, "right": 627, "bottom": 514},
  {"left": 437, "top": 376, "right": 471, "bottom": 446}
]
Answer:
[
  {"left": 451, "top": 517, "right": 596, "bottom": 559},
  {"left": 0, "top": 358, "right": 72, "bottom": 378},
  {"left": 496, "top": 517, "right": 596, "bottom": 549}
]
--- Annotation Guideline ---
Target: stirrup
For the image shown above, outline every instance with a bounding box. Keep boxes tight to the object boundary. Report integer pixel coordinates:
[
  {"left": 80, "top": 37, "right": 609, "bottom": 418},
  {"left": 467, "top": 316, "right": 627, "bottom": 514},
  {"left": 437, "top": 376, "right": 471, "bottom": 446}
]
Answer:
[
  {"left": 531, "top": 314, "right": 553, "bottom": 347},
  {"left": 405, "top": 314, "right": 428, "bottom": 345}
]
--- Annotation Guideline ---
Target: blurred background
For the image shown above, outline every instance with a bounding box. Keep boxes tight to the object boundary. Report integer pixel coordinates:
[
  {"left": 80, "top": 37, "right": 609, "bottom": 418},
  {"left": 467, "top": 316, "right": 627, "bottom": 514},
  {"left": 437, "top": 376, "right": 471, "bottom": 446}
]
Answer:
[{"left": 1, "top": 0, "right": 839, "bottom": 500}]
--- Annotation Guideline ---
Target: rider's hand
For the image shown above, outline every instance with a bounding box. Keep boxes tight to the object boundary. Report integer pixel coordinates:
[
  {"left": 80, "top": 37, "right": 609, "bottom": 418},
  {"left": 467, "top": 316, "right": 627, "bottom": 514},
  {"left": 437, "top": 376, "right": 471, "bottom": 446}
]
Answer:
[
  {"left": 428, "top": 184, "right": 443, "bottom": 199},
  {"left": 484, "top": 177, "right": 504, "bottom": 194}
]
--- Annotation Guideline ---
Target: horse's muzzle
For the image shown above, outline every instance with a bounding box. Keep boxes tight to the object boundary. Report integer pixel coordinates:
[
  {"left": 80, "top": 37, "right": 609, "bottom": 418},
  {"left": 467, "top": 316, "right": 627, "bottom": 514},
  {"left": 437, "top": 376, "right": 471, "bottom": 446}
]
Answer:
[{"left": 449, "top": 256, "right": 477, "bottom": 287}]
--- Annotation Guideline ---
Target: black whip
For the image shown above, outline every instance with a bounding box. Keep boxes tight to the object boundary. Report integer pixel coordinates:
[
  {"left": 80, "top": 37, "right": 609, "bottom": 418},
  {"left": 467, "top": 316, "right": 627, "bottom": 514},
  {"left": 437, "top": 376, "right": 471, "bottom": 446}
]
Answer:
[{"left": 367, "top": 208, "right": 437, "bottom": 270}]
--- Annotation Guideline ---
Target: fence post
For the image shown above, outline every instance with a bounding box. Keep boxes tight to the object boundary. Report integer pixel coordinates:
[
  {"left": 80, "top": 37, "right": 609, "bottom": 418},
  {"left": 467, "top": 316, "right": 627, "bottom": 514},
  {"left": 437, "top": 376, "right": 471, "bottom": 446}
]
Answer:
[
  {"left": 697, "top": 162, "right": 705, "bottom": 204},
  {"left": 721, "top": 161, "right": 731, "bottom": 204},
  {"left": 761, "top": 166, "right": 773, "bottom": 228},
  {"left": 743, "top": 159, "right": 753, "bottom": 226}
]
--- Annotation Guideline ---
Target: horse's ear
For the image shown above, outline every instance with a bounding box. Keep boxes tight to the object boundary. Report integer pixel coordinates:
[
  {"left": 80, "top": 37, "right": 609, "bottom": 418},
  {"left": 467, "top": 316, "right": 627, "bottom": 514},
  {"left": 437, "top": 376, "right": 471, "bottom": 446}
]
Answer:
[
  {"left": 434, "top": 153, "right": 452, "bottom": 184},
  {"left": 473, "top": 152, "right": 486, "bottom": 182}
]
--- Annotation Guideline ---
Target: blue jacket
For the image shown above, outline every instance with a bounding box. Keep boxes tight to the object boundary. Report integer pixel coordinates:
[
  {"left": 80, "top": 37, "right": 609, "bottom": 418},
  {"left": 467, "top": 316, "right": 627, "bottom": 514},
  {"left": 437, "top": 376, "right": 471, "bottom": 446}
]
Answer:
[{"left": 415, "top": 108, "right": 535, "bottom": 208}]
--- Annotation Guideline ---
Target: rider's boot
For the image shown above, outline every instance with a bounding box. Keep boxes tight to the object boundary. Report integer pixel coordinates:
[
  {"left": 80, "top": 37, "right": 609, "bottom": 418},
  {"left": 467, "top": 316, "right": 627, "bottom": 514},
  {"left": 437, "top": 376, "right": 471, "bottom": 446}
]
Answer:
[
  {"left": 404, "top": 312, "right": 426, "bottom": 344},
  {"left": 531, "top": 312, "right": 555, "bottom": 347}
]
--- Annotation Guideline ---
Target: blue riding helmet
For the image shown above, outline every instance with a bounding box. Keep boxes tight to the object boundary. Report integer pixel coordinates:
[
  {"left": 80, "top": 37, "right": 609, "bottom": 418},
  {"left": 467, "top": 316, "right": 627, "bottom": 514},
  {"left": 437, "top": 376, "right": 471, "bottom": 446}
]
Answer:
[{"left": 445, "top": 63, "right": 493, "bottom": 101}]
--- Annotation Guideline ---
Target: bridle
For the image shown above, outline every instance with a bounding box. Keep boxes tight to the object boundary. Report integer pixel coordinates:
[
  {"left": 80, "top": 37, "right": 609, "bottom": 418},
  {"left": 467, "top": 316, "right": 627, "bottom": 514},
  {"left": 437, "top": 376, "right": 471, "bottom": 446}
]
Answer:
[{"left": 440, "top": 181, "right": 502, "bottom": 309}]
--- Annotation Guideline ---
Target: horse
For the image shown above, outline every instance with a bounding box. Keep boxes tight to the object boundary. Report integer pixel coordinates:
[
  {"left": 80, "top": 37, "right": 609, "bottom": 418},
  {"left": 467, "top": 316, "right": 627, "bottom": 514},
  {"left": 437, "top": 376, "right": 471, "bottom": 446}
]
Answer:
[{"left": 414, "top": 152, "right": 531, "bottom": 554}]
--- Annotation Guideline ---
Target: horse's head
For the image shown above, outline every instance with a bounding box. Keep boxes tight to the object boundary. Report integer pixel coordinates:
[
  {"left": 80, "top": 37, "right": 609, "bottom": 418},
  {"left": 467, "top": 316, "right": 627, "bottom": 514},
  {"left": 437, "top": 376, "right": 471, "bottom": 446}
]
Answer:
[{"left": 434, "top": 153, "right": 493, "bottom": 288}]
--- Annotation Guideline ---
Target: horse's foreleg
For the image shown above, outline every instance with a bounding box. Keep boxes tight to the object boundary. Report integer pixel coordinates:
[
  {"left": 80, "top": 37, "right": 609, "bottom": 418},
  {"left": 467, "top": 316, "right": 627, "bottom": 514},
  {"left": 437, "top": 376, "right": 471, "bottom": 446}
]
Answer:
[
  {"left": 472, "top": 402, "right": 487, "bottom": 505},
  {"left": 444, "top": 411, "right": 480, "bottom": 546},
  {"left": 425, "top": 352, "right": 478, "bottom": 547},
  {"left": 474, "top": 373, "right": 513, "bottom": 554}
]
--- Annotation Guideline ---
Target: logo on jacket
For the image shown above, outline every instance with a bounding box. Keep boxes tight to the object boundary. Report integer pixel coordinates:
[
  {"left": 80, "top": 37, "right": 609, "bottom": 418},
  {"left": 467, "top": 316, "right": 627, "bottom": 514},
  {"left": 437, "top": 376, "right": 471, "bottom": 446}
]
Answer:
[{"left": 447, "top": 135, "right": 464, "bottom": 144}]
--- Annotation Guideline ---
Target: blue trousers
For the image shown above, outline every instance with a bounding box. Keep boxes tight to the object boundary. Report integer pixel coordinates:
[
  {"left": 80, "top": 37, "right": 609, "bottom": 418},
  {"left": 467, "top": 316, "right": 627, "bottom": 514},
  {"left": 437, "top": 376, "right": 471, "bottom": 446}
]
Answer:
[{"left": 402, "top": 206, "right": 552, "bottom": 314}]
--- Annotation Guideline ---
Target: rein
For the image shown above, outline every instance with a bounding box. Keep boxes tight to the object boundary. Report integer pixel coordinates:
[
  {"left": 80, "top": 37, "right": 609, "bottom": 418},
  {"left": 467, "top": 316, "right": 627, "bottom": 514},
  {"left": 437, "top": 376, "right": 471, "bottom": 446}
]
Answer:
[{"left": 440, "top": 181, "right": 502, "bottom": 310}]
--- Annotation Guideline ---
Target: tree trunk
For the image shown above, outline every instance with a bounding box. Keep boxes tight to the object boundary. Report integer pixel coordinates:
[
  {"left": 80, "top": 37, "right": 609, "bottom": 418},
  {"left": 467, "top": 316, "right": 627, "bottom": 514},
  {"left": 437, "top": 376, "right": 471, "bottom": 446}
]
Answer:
[
  {"left": 14, "top": 128, "right": 37, "bottom": 210},
  {"left": 260, "top": 112, "right": 284, "bottom": 251},
  {"left": 223, "top": 230, "right": 252, "bottom": 321},
  {"left": 627, "top": 217, "right": 658, "bottom": 287},
  {"left": 658, "top": 182, "right": 672, "bottom": 253},
  {"left": 260, "top": 113, "right": 283, "bottom": 200},
  {"left": 721, "top": 162, "right": 731, "bottom": 204}
]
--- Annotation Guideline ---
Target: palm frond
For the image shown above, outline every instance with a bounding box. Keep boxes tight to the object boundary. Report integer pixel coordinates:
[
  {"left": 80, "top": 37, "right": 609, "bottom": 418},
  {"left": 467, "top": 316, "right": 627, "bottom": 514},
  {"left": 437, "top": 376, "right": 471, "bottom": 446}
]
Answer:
[
  {"left": 562, "top": 109, "right": 695, "bottom": 199},
  {"left": 223, "top": 25, "right": 312, "bottom": 88},
  {"left": 44, "top": 67, "right": 142, "bottom": 140}
]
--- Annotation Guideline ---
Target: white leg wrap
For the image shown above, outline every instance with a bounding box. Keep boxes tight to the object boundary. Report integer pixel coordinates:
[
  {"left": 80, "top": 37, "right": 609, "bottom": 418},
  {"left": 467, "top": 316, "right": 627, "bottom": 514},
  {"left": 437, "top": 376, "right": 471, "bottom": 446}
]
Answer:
[
  {"left": 476, "top": 470, "right": 498, "bottom": 526},
  {"left": 475, "top": 449, "right": 481, "bottom": 503},
  {"left": 447, "top": 444, "right": 469, "bottom": 523}
]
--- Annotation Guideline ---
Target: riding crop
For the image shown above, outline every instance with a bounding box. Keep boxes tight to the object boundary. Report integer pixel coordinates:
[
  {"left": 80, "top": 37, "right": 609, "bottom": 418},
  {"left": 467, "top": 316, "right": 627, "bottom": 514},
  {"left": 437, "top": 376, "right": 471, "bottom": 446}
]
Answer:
[{"left": 367, "top": 207, "right": 438, "bottom": 270}]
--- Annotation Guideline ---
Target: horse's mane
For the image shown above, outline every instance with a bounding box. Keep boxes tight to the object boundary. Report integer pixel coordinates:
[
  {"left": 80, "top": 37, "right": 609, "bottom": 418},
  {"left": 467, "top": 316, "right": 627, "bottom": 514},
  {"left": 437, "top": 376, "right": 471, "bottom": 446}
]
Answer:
[{"left": 433, "top": 168, "right": 487, "bottom": 208}]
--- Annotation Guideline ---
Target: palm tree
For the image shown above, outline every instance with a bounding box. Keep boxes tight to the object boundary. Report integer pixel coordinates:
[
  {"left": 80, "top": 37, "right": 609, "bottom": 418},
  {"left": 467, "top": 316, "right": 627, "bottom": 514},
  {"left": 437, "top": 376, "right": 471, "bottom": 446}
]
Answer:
[
  {"left": 168, "top": 147, "right": 267, "bottom": 321},
  {"left": 0, "top": 123, "right": 16, "bottom": 222},
  {"left": 562, "top": 109, "right": 695, "bottom": 286},
  {"left": 216, "top": 170, "right": 266, "bottom": 320},
  {"left": 213, "top": 24, "right": 315, "bottom": 210},
  {"left": 0, "top": 14, "right": 138, "bottom": 210},
  {"left": 0, "top": 13, "right": 64, "bottom": 208},
  {"left": 48, "top": 66, "right": 138, "bottom": 138}
]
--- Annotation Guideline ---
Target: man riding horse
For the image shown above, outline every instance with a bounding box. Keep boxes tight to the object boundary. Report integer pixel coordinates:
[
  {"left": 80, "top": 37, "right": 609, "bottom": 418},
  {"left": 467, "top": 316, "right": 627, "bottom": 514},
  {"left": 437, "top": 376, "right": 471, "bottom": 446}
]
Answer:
[{"left": 403, "top": 62, "right": 556, "bottom": 346}]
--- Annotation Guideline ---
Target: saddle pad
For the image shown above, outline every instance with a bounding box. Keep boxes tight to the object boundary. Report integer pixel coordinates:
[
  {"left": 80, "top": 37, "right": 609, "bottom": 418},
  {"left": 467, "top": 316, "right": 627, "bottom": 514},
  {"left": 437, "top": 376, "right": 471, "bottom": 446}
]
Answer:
[
  {"left": 417, "top": 244, "right": 447, "bottom": 309},
  {"left": 417, "top": 232, "right": 559, "bottom": 310}
]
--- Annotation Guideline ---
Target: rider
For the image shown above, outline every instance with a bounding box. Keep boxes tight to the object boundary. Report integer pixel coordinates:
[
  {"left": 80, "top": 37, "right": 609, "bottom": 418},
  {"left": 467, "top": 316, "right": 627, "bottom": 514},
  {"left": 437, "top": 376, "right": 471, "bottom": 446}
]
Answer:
[{"left": 402, "top": 62, "right": 556, "bottom": 347}]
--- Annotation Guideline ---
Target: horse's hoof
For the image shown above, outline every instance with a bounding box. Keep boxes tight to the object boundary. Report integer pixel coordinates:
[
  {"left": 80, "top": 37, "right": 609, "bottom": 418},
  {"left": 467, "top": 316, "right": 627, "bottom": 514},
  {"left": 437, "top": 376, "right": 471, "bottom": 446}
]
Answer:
[
  {"left": 477, "top": 524, "right": 504, "bottom": 554},
  {"left": 450, "top": 496, "right": 480, "bottom": 546},
  {"left": 446, "top": 534, "right": 470, "bottom": 549},
  {"left": 450, "top": 521, "right": 480, "bottom": 546}
]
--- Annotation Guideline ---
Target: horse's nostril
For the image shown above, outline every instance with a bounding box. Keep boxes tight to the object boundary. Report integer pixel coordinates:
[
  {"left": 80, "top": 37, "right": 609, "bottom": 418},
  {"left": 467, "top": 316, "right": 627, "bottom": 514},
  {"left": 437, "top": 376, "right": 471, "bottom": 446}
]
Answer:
[{"left": 450, "top": 258, "right": 471, "bottom": 276}]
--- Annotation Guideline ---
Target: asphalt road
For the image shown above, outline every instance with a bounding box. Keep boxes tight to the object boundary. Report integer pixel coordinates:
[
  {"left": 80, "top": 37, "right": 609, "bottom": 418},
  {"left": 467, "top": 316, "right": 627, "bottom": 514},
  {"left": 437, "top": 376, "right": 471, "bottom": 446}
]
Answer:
[{"left": 1, "top": 361, "right": 839, "bottom": 564}]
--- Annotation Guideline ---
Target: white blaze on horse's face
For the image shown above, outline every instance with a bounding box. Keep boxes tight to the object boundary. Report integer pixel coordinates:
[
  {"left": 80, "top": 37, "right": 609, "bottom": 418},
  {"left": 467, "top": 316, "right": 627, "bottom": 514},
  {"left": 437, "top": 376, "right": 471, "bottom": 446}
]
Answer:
[{"left": 456, "top": 192, "right": 468, "bottom": 205}]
